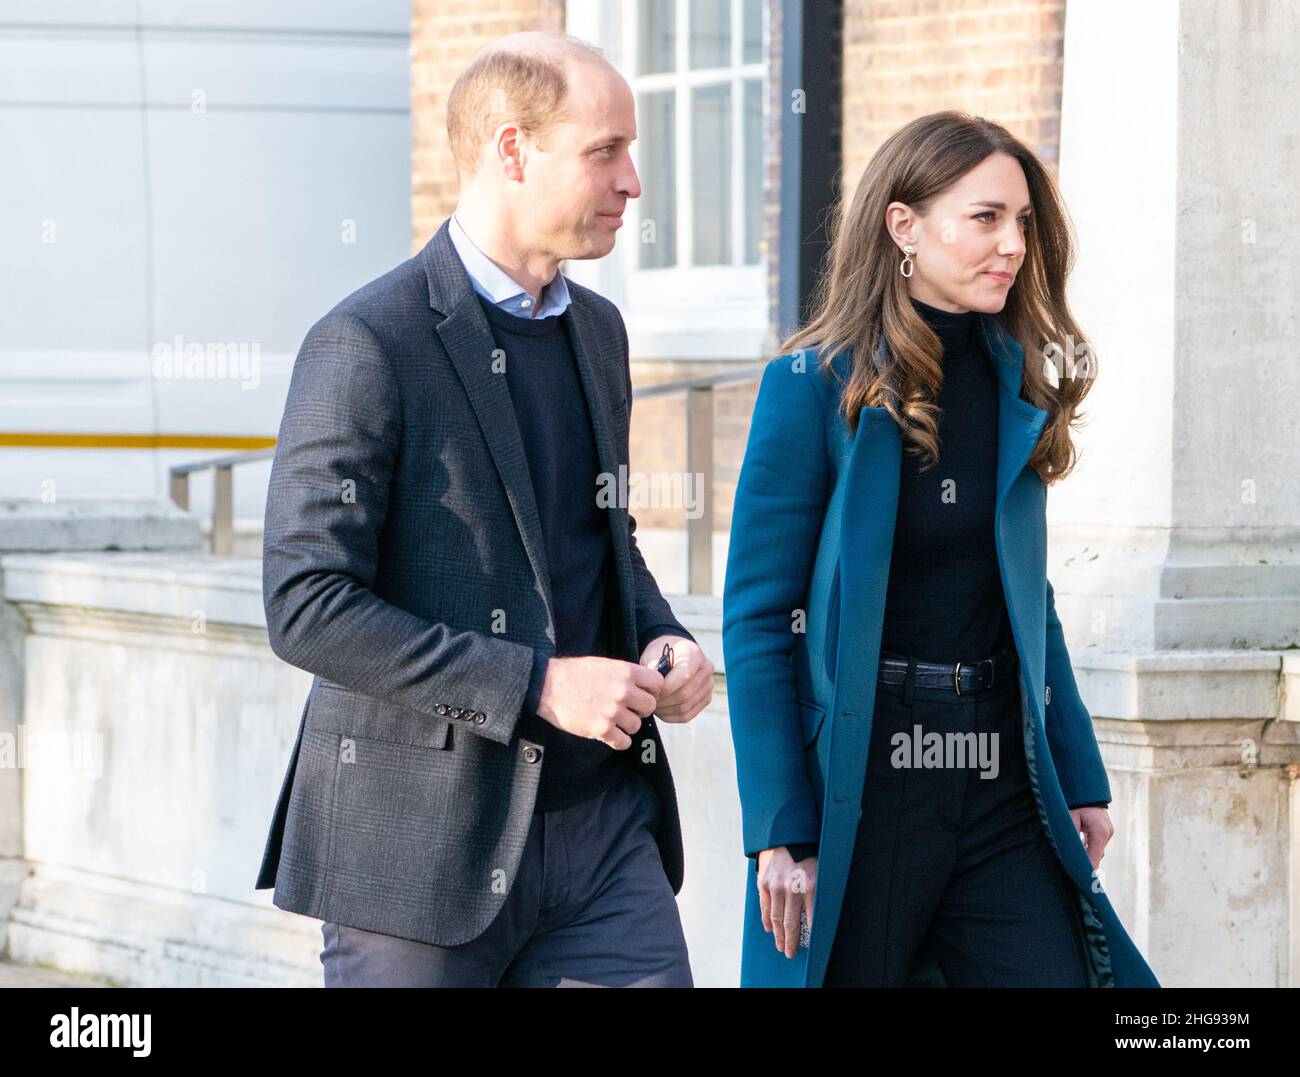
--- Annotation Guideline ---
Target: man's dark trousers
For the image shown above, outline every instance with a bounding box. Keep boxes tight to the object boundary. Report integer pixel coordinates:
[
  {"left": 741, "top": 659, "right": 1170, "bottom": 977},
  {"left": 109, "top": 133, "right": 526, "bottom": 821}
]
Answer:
[{"left": 321, "top": 767, "right": 692, "bottom": 986}]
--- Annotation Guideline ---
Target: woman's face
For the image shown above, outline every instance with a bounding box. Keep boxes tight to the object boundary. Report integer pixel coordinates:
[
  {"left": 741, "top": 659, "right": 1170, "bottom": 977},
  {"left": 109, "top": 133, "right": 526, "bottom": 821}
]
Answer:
[{"left": 886, "top": 152, "right": 1032, "bottom": 314}]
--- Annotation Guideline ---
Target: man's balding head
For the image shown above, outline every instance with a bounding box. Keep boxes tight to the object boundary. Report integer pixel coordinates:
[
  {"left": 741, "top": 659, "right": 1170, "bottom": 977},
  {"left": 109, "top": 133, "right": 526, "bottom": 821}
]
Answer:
[
  {"left": 446, "top": 31, "right": 610, "bottom": 178},
  {"left": 447, "top": 30, "right": 639, "bottom": 265}
]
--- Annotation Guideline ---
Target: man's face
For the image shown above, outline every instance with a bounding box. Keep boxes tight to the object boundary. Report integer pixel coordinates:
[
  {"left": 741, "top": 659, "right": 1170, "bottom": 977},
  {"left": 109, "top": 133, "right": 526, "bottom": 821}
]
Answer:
[{"left": 516, "top": 60, "right": 641, "bottom": 260}]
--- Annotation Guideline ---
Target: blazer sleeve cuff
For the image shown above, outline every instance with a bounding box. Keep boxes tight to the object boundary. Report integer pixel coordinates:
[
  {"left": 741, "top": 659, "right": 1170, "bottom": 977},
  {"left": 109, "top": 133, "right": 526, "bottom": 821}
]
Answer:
[
  {"left": 637, "top": 623, "right": 697, "bottom": 657},
  {"left": 522, "top": 649, "right": 550, "bottom": 718}
]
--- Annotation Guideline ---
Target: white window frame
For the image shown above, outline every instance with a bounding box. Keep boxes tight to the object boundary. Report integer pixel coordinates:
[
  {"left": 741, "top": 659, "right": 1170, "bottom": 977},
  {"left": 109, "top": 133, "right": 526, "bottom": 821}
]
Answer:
[{"left": 565, "top": 0, "right": 768, "bottom": 361}]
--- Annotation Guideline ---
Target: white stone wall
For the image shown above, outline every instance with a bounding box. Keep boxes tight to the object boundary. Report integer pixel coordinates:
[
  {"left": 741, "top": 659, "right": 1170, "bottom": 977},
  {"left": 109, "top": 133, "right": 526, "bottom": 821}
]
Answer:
[
  {"left": 0, "top": 1, "right": 412, "bottom": 525},
  {"left": 0, "top": 546, "right": 743, "bottom": 986}
]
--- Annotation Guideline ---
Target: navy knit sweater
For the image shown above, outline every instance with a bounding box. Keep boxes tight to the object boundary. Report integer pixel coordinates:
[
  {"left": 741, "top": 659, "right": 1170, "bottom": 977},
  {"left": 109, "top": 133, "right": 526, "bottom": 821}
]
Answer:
[{"left": 475, "top": 294, "right": 694, "bottom": 812}]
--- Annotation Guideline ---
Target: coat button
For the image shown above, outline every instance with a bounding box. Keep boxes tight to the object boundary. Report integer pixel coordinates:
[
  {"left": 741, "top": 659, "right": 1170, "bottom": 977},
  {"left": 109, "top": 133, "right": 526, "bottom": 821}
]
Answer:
[
  {"left": 523, "top": 746, "right": 542, "bottom": 764},
  {"left": 435, "top": 705, "right": 448, "bottom": 715},
  {"left": 473, "top": 712, "right": 486, "bottom": 724},
  {"left": 449, "top": 708, "right": 462, "bottom": 719}
]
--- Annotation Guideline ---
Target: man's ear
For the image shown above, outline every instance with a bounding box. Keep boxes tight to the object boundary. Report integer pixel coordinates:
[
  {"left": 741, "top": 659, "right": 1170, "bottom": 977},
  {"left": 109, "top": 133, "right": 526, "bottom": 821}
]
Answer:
[{"left": 493, "top": 122, "right": 526, "bottom": 182}]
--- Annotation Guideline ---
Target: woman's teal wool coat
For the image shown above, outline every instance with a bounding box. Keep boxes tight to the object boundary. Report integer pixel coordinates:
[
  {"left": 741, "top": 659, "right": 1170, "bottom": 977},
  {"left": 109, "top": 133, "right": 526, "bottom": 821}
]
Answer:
[{"left": 722, "top": 317, "right": 1160, "bottom": 988}]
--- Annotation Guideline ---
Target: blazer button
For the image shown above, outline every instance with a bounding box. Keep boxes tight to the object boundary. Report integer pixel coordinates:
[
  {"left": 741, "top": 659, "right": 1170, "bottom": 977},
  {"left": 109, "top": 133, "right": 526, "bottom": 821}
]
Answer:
[
  {"left": 473, "top": 712, "right": 486, "bottom": 724},
  {"left": 435, "top": 705, "right": 448, "bottom": 716},
  {"left": 449, "top": 708, "right": 462, "bottom": 719},
  {"left": 523, "top": 746, "right": 542, "bottom": 764}
]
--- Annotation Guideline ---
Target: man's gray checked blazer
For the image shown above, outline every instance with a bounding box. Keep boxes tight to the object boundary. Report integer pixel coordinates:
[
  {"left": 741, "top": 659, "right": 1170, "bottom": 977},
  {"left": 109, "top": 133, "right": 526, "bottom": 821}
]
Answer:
[{"left": 254, "top": 217, "right": 692, "bottom": 946}]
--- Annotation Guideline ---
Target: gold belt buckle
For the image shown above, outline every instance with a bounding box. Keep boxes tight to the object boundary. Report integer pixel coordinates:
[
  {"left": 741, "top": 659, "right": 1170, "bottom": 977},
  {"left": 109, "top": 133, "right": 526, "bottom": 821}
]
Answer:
[{"left": 953, "top": 660, "right": 963, "bottom": 696}]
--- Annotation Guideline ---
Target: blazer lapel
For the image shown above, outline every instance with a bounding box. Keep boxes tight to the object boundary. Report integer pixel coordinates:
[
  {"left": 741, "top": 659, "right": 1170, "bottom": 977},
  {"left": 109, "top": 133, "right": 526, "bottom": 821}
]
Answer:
[
  {"left": 564, "top": 300, "right": 621, "bottom": 493},
  {"left": 566, "top": 299, "right": 637, "bottom": 652},
  {"left": 564, "top": 302, "right": 636, "bottom": 650},
  {"left": 422, "top": 219, "right": 556, "bottom": 634}
]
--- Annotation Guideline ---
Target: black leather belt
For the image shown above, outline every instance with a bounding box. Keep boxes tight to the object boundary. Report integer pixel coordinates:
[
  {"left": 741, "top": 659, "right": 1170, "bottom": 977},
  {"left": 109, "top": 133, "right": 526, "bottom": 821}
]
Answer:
[{"left": 877, "top": 647, "right": 1018, "bottom": 696}]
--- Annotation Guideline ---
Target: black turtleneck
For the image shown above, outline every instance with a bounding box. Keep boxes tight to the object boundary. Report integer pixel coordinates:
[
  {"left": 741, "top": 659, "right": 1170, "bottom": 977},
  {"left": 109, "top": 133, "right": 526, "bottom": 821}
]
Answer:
[{"left": 879, "top": 294, "right": 1014, "bottom": 667}]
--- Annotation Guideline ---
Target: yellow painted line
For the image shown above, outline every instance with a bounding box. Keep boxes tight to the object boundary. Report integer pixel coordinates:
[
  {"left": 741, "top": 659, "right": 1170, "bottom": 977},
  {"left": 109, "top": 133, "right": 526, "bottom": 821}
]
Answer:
[{"left": 0, "top": 434, "right": 276, "bottom": 449}]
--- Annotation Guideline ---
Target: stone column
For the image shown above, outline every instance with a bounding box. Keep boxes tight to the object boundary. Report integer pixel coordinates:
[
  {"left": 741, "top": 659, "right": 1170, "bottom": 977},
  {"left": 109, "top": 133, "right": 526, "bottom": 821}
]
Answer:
[{"left": 1054, "top": 0, "right": 1300, "bottom": 986}]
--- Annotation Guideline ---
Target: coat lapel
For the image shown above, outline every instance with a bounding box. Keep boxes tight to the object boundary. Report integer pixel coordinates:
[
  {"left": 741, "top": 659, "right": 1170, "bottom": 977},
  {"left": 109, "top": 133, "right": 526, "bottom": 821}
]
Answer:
[
  {"left": 981, "top": 317, "right": 1050, "bottom": 509},
  {"left": 981, "top": 317, "right": 1050, "bottom": 712}
]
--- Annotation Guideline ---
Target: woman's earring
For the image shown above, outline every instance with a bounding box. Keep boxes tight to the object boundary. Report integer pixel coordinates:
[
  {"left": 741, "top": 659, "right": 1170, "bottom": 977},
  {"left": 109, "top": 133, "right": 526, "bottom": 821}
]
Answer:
[{"left": 899, "top": 244, "right": 916, "bottom": 278}]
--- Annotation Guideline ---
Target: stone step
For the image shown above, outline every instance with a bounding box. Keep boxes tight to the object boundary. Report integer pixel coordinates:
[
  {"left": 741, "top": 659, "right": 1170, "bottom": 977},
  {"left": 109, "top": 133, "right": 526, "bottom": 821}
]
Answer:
[{"left": 0, "top": 959, "right": 110, "bottom": 988}]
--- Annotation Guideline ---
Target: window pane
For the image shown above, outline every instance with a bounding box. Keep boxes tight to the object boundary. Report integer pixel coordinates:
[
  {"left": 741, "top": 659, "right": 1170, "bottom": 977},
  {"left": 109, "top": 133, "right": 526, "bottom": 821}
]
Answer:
[
  {"left": 743, "top": 0, "right": 762, "bottom": 63},
  {"left": 638, "top": 0, "right": 675, "bottom": 75},
  {"left": 638, "top": 90, "right": 677, "bottom": 268},
  {"left": 689, "top": 0, "right": 729, "bottom": 69},
  {"left": 692, "top": 84, "right": 731, "bottom": 266},
  {"left": 744, "top": 79, "right": 762, "bottom": 264}
]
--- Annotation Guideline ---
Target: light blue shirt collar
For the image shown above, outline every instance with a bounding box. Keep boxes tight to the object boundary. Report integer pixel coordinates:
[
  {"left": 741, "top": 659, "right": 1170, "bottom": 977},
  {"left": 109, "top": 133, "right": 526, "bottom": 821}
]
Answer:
[{"left": 448, "top": 214, "right": 571, "bottom": 320}]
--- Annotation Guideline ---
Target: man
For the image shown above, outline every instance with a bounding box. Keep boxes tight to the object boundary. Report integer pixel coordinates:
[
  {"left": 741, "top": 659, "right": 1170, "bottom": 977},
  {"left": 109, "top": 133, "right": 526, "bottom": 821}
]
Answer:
[{"left": 254, "top": 31, "right": 714, "bottom": 987}]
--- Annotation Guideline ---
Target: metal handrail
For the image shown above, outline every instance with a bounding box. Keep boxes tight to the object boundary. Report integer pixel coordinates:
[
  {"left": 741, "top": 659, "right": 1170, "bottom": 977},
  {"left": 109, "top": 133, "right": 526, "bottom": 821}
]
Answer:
[
  {"left": 634, "top": 362, "right": 765, "bottom": 594},
  {"left": 632, "top": 362, "right": 767, "bottom": 398},
  {"left": 169, "top": 363, "right": 769, "bottom": 588},
  {"left": 168, "top": 447, "right": 275, "bottom": 556}
]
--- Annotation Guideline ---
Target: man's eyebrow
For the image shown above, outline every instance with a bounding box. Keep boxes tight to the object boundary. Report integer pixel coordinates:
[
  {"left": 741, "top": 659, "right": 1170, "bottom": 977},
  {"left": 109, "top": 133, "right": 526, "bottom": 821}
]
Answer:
[
  {"left": 969, "top": 201, "right": 1033, "bottom": 212},
  {"left": 584, "top": 133, "right": 634, "bottom": 151}
]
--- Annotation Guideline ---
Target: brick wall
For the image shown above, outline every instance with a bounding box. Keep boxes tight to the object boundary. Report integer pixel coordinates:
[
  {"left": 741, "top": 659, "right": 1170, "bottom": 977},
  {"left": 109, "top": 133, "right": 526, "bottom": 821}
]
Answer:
[
  {"left": 625, "top": 361, "right": 766, "bottom": 544},
  {"left": 410, "top": 0, "right": 565, "bottom": 253},
  {"left": 841, "top": 0, "right": 1067, "bottom": 199}
]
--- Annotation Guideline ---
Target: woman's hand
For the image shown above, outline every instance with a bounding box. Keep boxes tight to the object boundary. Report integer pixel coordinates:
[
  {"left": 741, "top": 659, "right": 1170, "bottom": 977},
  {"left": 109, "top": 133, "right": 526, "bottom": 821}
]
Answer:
[
  {"left": 1070, "top": 807, "right": 1113, "bottom": 870},
  {"left": 756, "top": 846, "right": 818, "bottom": 958}
]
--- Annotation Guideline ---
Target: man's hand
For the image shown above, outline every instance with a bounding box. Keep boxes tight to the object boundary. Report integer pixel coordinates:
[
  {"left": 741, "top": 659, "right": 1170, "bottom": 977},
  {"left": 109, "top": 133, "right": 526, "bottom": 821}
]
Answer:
[
  {"left": 536, "top": 656, "right": 664, "bottom": 749},
  {"left": 756, "top": 846, "right": 817, "bottom": 958},
  {"left": 639, "top": 635, "right": 713, "bottom": 723},
  {"left": 1070, "top": 806, "right": 1113, "bottom": 870}
]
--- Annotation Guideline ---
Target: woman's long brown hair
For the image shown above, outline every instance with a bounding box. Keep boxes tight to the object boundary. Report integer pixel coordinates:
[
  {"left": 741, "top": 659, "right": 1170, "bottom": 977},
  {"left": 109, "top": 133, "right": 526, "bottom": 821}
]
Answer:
[{"left": 780, "top": 110, "right": 1095, "bottom": 484}]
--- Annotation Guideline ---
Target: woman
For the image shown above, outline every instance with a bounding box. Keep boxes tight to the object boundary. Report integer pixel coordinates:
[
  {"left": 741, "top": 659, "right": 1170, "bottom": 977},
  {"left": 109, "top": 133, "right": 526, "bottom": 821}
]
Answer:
[{"left": 722, "top": 111, "right": 1160, "bottom": 988}]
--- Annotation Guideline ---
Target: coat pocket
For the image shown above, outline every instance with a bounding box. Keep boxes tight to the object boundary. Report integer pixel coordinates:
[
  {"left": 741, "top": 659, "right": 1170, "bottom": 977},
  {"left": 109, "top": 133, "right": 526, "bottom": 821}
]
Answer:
[
  {"left": 797, "top": 698, "right": 828, "bottom": 746},
  {"left": 306, "top": 681, "right": 451, "bottom": 750}
]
